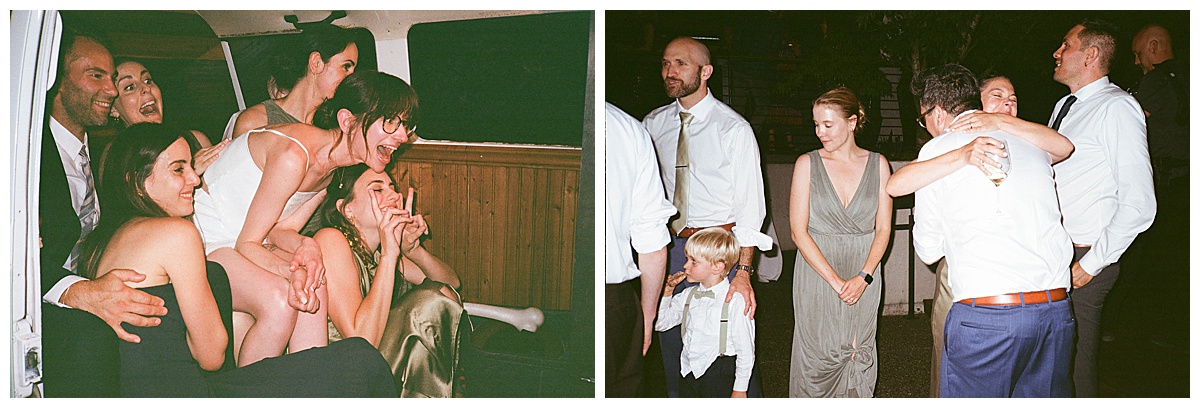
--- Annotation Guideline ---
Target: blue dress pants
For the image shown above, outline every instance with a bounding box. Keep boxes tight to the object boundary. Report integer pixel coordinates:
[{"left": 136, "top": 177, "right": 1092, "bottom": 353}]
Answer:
[{"left": 941, "top": 296, "right": 1074, "bottom": 397}]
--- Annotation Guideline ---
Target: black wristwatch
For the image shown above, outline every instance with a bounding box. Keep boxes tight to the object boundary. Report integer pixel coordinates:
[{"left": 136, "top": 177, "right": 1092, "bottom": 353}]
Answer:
[
  {"left": 857, "top": 271, "right": 873, "bottom": 285},
  {"left": 735, "top": 264, "right": 755, "bottom": 274}
]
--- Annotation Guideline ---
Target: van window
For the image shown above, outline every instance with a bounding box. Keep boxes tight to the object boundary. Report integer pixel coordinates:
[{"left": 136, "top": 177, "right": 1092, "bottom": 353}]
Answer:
[
  {"left": 59, "top": 10, "right": 239, "bottom": 143},
  {"left": 408, "top": 11, "right": 592, "bottom": 146}
]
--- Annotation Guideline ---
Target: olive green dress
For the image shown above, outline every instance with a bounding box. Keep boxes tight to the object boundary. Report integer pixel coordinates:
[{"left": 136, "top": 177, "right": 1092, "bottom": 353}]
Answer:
[
  {"left": 790, "top": 151, "right": 882, "bottom": 398},
  {"left": 328, "top": 248, "right": 465, "bottom": 397},
  {"left": 263, "top": 99, "right": 301, "bottom": 125}
]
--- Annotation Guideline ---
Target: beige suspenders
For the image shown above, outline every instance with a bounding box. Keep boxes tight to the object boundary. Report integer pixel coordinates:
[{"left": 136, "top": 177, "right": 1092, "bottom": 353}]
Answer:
[{"left": 681, "top": 289, "right": 732, "bottom": 356}]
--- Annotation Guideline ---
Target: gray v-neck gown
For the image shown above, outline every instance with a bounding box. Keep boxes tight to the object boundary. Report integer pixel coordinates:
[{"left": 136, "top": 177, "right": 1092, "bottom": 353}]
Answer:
[{"left": 790, "top": 150, "right": 882, "bottom": 398}]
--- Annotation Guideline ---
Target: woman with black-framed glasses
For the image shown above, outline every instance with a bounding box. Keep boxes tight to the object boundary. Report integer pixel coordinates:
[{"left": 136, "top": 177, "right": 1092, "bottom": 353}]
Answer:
[{"left": 192, "top": 70, "right": 419, "bottom": 367}]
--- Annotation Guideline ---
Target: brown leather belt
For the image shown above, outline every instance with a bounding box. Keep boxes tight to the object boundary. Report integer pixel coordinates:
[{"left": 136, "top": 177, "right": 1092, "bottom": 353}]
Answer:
[
  {"left": 958, "top": 288, "right": 1068, "bottom": 307},
  {"left": 1073, "top": 244, "right": 1092, "bottom": 249},
  {"left": 675, "top": 223, "right": 735, "bottom": 238}
]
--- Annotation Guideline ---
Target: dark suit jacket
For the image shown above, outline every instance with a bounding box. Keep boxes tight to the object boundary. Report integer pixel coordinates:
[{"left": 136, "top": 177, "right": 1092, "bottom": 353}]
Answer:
[
  {"left": 39, "top": 118, "right": 82, "bottom": 296},
  {"left": 39, "top": 116, "right": 124, "bottom": 397}
]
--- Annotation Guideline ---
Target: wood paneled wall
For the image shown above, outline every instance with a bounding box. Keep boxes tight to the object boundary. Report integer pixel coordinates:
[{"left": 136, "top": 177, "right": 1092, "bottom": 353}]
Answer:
[{"left": 389, "top": 143, "right": 582, "bottom": 311}]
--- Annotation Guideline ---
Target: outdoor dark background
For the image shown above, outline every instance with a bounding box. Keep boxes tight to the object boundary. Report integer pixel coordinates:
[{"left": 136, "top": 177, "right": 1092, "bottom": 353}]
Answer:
[
  {"left": 606, "top": 10, "right": 1188, "bottom": 163},
  {"left": 608, "top": 10, "right": 1190, "bottom": 397}
]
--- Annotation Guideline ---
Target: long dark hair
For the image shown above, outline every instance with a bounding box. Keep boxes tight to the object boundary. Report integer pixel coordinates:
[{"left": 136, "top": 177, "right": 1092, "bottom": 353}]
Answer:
[
  {"left": 312, "top": 70, "right": 418, "bottom": 161},
  {"left": 79, "top": 123, "right": 192, "bottom": 279},
  {"left": 269, "top": 25, "right": 357, "bottom": 92},
  {"left": 303, "top": 163, "right": 377, "bottom": 269}
]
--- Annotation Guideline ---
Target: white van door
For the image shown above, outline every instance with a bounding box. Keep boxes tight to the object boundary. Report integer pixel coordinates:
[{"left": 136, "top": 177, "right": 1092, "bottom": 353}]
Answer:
[{"left": 9, "top": 9, "right": 62, "bottom": 398}]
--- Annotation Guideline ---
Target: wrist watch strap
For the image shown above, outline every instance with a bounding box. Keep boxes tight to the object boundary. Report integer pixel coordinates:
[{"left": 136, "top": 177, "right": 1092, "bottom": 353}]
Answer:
[{"left": 857, "top": 271, "right": 873, "bottom": 285}]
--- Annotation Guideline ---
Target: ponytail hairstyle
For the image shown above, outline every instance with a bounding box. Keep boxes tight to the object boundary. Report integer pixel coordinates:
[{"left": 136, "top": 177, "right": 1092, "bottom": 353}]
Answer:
[
  {"left": 270, "top": 24, "right": 357, "bottom": 92},
  {"left": 813, "top": 86, "right": 868, "bottom": 135}
]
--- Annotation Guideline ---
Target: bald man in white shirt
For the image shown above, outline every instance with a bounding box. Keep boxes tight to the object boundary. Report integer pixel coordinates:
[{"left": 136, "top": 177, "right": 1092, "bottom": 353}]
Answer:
[{"left": 643, "top": 36, "right": 771, "bottom": 397}]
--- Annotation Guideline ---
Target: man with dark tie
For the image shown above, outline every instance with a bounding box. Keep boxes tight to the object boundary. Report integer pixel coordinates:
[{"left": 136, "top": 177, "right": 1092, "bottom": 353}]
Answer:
[
  {"left": 1049, "top": 20, "right": 1156, "bottom": 397},
  {"left": 641, "top": 36, "right": 772, "bottom": 397}
]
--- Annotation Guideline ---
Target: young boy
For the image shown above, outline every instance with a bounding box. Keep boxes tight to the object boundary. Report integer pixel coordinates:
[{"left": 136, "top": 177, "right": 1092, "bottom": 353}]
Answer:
[{"left": 654, "top": 227, "right": 755, "bottom": 398}]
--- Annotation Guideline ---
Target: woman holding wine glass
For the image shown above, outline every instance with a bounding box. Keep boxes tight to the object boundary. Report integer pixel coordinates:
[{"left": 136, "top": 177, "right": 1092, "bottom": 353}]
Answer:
[{"left": 884, "top": 73, "right": 1074, "bottom": 397}]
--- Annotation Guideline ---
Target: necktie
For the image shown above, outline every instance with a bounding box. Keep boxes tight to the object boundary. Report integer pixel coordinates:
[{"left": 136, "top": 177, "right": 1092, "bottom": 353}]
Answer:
[
  {"left": 1050, "top": 95, "right": 1077, "bottom": 131},
  {"left": 671, "top": 112, "right": 694, "bottom": 233},
  {"left": 67, "top": 147, "right": 99, "bottom": 273}
]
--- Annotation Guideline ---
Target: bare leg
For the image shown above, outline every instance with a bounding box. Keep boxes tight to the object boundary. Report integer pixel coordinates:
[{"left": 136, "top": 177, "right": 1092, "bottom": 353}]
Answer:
[
  {"left": 232, "top": 312, "right": 255, "bottom": 365},
  {"left": 208, "top": 247, "right": 298, "bottom": 367},
  {"left": 288, "top": 285, "right": 329, "bottom": 353}
]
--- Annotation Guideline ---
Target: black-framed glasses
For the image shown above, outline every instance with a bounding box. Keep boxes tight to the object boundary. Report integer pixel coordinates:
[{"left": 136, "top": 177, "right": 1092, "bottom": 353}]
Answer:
[
  {"left": 382, "top": 117, "right": 417, "bottom": 138},
  {"left": 916, "top": 106, "right": 935, "bottom": 129}
]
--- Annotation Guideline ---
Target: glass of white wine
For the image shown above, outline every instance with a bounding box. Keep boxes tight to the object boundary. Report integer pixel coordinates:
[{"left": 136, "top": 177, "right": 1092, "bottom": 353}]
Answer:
[{"left": 983, "top": 138, "right": 1011, "bottom": 213}]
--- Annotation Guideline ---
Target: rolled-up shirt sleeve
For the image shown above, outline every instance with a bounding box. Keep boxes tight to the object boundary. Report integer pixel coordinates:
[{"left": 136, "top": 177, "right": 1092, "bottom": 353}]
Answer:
[
  {"left": 629, "top": 124, "right": 676, "bottom": 254},
  {"left": 728, "top": 123, "right": 773, "bottom": 251},
  {"left": 1078, "top": 98, "right": 1156, "bottom": 275}
]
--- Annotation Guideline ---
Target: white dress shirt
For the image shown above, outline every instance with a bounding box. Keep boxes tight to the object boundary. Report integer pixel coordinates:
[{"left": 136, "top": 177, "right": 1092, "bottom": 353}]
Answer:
[
  {"left": 643, "top": 91, "right": 772, "bottom": 250},
  {"left": 43, "top": 117, "right": 94, "bottom": 307},
  {"left": 605, "top": 103, "right": 676, "bottom": 284},
  {"left": 1050, "top": 76, "right": 1156, "bottom": 276},
  {"left": 913, "top": 112, "right": 1072, "bottom": 301},
  {"left": 655, "top": 279, "right": 755, "bottom": 392}
]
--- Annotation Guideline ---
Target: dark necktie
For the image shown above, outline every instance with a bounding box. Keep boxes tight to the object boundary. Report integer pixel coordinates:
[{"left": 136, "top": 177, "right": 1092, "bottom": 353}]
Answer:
[
  {"left": 1050, "top": 95, "right": 1078, "bottom": 131},
  {"left": 67, "top": 147, "right": 99, "bottom": 273}
]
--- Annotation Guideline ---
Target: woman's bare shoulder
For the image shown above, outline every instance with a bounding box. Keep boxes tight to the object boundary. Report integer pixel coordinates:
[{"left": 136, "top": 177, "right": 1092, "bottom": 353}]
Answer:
[
  {"left": 123, "top": 217, "right": 202, "bottom": 246},
  {"left": 233, "top": 104, "right": 269, "bottom": 135},
  {"left": 313, "top": 227, "right": 349, "bottom": 246}
]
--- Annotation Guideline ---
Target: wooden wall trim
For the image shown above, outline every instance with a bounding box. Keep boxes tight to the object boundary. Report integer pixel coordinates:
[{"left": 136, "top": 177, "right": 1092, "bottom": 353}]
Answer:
[
  {"left": 389, "top": 144, "right": 581, "bottom": 311},
  {"left": 398, "top": 142, "right": 582, "bottom": 170}
]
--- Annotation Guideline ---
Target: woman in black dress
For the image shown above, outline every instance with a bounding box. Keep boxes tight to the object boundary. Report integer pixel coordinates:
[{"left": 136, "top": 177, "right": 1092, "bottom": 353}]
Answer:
[{"left": 78, "top": 122, "right": 396, "bottom": 397}]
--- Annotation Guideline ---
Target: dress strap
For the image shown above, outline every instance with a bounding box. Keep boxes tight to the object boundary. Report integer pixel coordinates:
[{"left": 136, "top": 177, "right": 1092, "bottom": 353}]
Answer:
[{"left": 250, "top": 128, "right": 311, "bottom": 172}]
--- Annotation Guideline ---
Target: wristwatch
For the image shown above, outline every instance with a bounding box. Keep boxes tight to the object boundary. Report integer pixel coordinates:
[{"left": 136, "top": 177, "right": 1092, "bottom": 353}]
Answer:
[
  {"left": 857, "top": 271, "right": 873, "bottom": 285},
  {"left": 735, "top": 264, "right": 755, "bottom": 274}
]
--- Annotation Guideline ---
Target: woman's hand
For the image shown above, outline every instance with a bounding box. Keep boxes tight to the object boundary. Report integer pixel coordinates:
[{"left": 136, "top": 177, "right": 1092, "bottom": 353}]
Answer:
[
  {"left": 953, "top": 136, "right": 1007, "bottom": 175},
  {"left": 192, "top": 139, "right": 229, "bottom": 175},
  {"left": 946, "top": 111, "right": 1005, "bottom": 135},
  {"left": 839, "top": 276, "right": 868, "bottom": 305},
  {"left": 826, "top": 275, "right": 847, "bottom": 294},
  {"left": 396, "top": 188, "right": 428, "bottom": 256},
  {"left": 369, "top": 190, "right": 408, "bottom": 261},
  {"left": 288, "top": 236, "right": 325, "bottom": 301},
  {"left": 285, "top": 266, "right": 320, "bottom": 313}
]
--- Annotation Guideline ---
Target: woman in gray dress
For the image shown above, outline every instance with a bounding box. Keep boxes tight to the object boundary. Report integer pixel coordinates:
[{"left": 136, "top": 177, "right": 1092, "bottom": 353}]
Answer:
[{"left": 788, "top": 87, "right": 892, "bottom": 397}]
